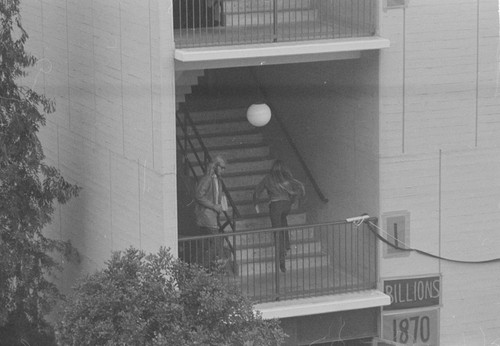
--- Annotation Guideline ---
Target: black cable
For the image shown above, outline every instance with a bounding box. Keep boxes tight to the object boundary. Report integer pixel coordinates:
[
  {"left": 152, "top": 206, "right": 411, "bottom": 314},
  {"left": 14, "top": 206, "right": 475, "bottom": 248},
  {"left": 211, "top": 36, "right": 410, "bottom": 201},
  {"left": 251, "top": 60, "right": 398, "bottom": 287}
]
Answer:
[{"left": 365, "top": 221, "right": 500, "bottom": 264}]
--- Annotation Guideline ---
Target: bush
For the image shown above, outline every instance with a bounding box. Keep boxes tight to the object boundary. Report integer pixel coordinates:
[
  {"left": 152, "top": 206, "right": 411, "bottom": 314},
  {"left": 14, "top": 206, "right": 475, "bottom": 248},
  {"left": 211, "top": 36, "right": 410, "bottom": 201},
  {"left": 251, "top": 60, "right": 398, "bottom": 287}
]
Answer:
[{"left": 56, "top": 247, "right": 285, "bottom": 346}]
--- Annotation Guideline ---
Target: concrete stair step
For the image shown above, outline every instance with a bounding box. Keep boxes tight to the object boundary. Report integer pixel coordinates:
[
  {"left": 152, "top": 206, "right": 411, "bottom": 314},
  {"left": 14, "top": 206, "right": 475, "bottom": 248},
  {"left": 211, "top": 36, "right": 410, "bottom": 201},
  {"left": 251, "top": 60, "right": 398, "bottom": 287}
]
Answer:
[
  {"left": 226, "top": 186, "right": 258, "bottom": 203},
  {"left": 176, "top": 94, "right": 186, "bottom": 103},
  {"left": 235, "top": 212, "right": 306, "bottom": 230},
  {"left": 224, "top": 9, "right": 318, "bottom": 27},
  {"left": 175, "top": 70, "right": 203, "bottom": 110},
  {"left": 178, "top": 131, "right": 263, "bottom": 150},
  {"left": 222, "top": 170, "right": 267, "bottom": 189},
  {"left": 239, "top": 252, "right": 328, "bottom": 276},
  {"left": 228, "top": 197, "right": 299, "bottom": 217},
  {"left": 189, "top": 157, "right": 274, "bottom": 177},
  {"left": 186, "top": 108, "right": 248, "bottom": 122},
  {"left": 187, "top": 144, "right": 270, "bottom": 163},
  {"left": 237, "top": 242, "right": 321, "bottom": 263},
  {"left": 185, "top": 92, "right": 252, "bottom": 111},
  {"left": 175, "top": 69, "right": 204, "bottom": 85},
  {"left": 231, "top": 223, "right": 313, "bottom": 247},
  {"left": 176, "top": 84, "right": 192, "bottom": 96},
  {"left": 228, "top": 200, "right": 265, "bottom": 216},
  {"left": 223, "top": 0, "right": 312, "bottom": 13},
  {"left": 177, "top": 119, "right": 254, "bottom": 135}
]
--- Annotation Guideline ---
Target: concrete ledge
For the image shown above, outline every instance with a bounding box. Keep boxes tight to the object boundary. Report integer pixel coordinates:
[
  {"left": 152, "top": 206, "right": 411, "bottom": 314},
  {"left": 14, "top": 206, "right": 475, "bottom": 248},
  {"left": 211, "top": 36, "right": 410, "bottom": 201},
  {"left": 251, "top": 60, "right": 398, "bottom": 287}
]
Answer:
[
  {"left": 175, "top": 37, "right": 390, "bottom": 62},
  {"left": 175, "top": 37, "right": 390, "bottom": 70},
  {"left": 254, "top": 289, "right": 391, "bottom": 319}
]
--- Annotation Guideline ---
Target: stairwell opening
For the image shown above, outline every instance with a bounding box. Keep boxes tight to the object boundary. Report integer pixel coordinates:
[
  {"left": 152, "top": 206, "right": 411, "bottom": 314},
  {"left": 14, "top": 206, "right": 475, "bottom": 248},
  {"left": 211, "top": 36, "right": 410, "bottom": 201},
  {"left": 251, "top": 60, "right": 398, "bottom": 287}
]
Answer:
[{"left": 175, "top": 52, "right": 380, "bottom": 310}]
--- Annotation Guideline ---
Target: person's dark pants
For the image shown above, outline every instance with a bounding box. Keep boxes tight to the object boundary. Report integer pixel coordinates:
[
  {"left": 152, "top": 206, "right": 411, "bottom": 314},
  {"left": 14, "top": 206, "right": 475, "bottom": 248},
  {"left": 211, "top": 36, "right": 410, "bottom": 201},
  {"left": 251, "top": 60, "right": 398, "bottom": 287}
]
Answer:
[
  {"left": 198, "top": 226, "right": 224, "bottom": 269},
  {"left": 269, "top": 200, "right": 291, "bottom": 270}
]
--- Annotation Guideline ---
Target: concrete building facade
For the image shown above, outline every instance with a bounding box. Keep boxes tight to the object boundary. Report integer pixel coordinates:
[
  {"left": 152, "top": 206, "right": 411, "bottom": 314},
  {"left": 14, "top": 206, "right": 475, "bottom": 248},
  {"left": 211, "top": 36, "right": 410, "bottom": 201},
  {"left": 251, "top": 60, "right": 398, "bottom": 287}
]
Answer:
[{"left": 20, "top": 0, "right": 500, "bottom": 344}]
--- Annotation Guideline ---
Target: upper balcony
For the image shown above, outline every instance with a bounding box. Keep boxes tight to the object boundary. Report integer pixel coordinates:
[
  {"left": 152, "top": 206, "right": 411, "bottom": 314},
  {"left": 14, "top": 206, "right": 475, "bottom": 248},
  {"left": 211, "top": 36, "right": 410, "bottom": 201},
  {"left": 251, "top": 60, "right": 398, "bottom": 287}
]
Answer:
[{"left": 173, "top": 0, "right": 390, "bottom": 68}]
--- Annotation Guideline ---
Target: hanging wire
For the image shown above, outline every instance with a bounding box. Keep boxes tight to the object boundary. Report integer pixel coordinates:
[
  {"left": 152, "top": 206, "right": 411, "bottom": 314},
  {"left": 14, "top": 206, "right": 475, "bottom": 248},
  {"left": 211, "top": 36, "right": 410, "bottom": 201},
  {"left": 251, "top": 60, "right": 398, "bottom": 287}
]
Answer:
[{"left": 359, "top": 219, "right": 500, "bottom": 264}]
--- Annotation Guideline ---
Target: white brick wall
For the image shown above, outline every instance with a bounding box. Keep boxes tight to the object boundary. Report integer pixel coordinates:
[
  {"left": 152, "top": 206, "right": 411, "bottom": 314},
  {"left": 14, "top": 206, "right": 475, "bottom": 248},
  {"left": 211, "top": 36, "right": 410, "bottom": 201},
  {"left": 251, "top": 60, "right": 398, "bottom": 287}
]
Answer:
[
  {"left": 380, "top": 0, "right": 500, "bottom": 343},
  {"left": 21, "top": 0, "right": 177, "bottom": 283}
]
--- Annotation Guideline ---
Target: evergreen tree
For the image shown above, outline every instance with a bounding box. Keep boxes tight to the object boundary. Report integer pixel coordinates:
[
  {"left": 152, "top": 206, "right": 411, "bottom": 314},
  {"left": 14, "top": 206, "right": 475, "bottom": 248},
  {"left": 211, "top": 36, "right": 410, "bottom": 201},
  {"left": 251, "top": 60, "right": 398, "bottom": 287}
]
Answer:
[{"left": 0, "top": 1, "right": 79, "bottom": 344}]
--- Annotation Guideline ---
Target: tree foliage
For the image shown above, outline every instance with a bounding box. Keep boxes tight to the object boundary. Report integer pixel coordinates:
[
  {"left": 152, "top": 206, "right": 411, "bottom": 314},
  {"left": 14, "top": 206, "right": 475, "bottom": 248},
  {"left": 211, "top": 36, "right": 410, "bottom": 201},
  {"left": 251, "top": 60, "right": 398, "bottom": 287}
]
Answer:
[
  {"left": 0, "top": 1, "right": 80, "bottom": 344},
  {"left": 56, "top": 247, "right": 286, "bottom": 346}
]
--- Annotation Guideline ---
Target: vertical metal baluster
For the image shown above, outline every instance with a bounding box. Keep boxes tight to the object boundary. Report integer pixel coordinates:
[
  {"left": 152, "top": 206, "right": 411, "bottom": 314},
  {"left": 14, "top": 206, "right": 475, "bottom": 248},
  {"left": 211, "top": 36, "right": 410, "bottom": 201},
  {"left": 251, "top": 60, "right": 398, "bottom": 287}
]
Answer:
[
  {"left": 329, "top": 224, "right": 332, "bottom": 292},
  {"left": 313, "top": 227, "right": 317, "bottom": 295},
  {"left": 274, "top": 231, "right": 280, "bottom": 300},
  {"left": 288, "top": 2, "right": 296, "bottom": 41},
  {"left": 372, "top": 221, "right": 376, "bottom": 286},
  {"left": 349, "top": 223, "right": 352, "bottom": 289},
  {"left": 323, "top": 225, "right": 327, "bottom": 293},
  {"left": 221, "top": 0, "right": 225, "bottom": 45},
  {"left": 263, "top": 232, "right": 267, "bottom": 301},
  {"left": 203, "top": 0, "right": 207, "bottom": 46},
  {"left": 305, "top": 0, "right": 308, "bottom": 40},
  {"left": 246, "top": 233, "right": 250, "bottom": 298},
  {"left": 272, "top": 0, "right": 277, "bottom": 42},
  {"left": 335, "top": 0, "right": 339, "bottom": 38},
  {"left": 343, "top": 223, "right": 346, "bottom": 289},
  {"left": 308, "top": 227, "right": 312, "bottom": 295},
  {"left": 350, "top": 223, "right": 354, "bottom": 289},
  {"left": 362, "top": 223, "right": 366, "bottom": 287},
  {"left": 340, "top": 0, "right": 343, "bottom": 38},
  {"left": 355, "top": 223, "right": 359, "bottom": 289},
  {"left": 202, "top": 0, "right": 207, "bottom": 46},
  {"left": 368, "top": 223, "right": 373, "bottom": 286},
  {"left": 324, "top": 0, "right": 327, "bottom": 39},
  {"left": 177, "top": 0, "right": 181, "bottom": 46},
  {"left": 350, "top": 0, "right": 353, "bottom": 37},
  {"left": 183, "top": 0, "right": 188, "bottom": 44},
  {"left": 361, "top": 0, "right": 365, "bottom": 36},
  {"left": 332, "top": 224, "right": 336, "bottom": 292},
  {"left": 332, "top": 0, "right": 335, "bottom": 38},
  {"left": 247, "top": 0, "right": 251, "bottom": 44},
  {"left": 357, "top": 0, "right": 360, "bottom": 36},
  {"left": 189, "top": 0, "right": 193, "bottom": 44},
  {"left": 261, "top": 0, "right": 265, "bottom": 43}
]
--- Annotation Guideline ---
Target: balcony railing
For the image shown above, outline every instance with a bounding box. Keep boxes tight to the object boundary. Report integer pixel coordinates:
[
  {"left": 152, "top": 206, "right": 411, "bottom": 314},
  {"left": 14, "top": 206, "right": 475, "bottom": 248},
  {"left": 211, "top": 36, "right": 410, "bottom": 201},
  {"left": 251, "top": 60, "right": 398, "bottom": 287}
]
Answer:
[
  {"left": 174, "top": 0, "right": 377, "bottom": 48},
  {"left": 178, "top": 218, "right": 378, "bottom": 303}
]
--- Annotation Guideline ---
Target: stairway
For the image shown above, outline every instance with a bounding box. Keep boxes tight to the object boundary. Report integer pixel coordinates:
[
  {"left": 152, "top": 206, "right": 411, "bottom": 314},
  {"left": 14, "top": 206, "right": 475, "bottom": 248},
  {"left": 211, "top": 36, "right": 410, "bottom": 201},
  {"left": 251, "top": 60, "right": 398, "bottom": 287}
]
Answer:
[
  {"left": 177, "top": 77, "right": 307, "bottom": 231},
  {"left": 222, "top": 0, "right": 317, "bottom": 27},
  {"left": 175, "top": 70, "right": 206, "bottom": 109},
  {"left": 176, "top": 72, "right": 335, "bottom": 300}
]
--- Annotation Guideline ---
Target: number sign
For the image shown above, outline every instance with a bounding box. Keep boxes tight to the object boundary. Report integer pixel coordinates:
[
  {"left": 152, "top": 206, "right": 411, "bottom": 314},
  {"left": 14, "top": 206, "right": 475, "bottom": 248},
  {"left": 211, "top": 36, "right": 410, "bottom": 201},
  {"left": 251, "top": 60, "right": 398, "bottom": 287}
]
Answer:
[{"left": 383, "top": 308, "right": 439, "bottom": 346}]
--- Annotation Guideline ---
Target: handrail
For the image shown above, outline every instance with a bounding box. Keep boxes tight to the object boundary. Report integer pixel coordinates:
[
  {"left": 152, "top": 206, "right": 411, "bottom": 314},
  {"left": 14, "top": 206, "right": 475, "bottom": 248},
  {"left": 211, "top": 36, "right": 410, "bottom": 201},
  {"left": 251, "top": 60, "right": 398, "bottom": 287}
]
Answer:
[
  {"left": 173, "top": 0, "right": 377, "bottom": 48},
  {"left": 250, "top": 70, "right": 329, "bottom": 203},
  {"left": 178, "top": 217, "right": 378, "bottom": 302},
  {"left": 176, "top": 104, "right": 241, "bottom": 271},
  {"left": 176, "top": 105, "right": 241, "bottom": 218},
  {"left": 179, "top": 216, "right": 378, "bottom": 241}
]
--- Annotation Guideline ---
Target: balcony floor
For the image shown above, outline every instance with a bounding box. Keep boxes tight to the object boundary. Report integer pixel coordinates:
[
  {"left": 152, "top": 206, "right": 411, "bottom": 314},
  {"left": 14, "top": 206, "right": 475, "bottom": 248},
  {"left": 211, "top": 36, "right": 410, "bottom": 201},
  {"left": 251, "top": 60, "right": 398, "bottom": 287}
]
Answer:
[{"left": 222, "top": 263, "right": 376, "bottom": 304}]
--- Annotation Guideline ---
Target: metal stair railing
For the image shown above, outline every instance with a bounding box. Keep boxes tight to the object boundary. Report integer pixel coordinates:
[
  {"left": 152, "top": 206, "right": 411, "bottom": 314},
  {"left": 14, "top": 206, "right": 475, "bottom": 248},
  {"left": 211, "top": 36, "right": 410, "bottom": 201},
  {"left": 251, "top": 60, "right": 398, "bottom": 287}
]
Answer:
[
  {"left": 176, "top": 103, "right": 241, "bottom": 273},
  {"left": 178, "top": 217, "right": 379, "bottom": 303}
]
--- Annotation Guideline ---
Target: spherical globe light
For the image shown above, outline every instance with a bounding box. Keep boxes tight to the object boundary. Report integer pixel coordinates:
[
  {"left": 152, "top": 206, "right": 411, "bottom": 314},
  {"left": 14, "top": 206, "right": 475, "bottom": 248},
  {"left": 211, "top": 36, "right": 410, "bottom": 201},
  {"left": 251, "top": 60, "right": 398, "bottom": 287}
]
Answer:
[{"left": 246, "top": 103, "right": 271, "bottom": 127}]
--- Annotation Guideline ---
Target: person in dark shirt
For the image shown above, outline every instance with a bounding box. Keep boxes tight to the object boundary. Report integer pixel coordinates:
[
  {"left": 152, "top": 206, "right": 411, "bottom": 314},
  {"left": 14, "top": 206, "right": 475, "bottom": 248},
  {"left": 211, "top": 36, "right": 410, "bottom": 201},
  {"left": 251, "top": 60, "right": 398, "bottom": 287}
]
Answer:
[{"left": 253, "top": 160, "right": 305, "bottom": 272}]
